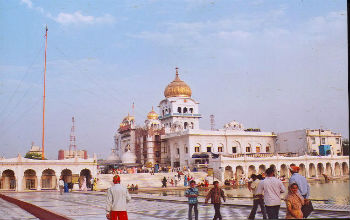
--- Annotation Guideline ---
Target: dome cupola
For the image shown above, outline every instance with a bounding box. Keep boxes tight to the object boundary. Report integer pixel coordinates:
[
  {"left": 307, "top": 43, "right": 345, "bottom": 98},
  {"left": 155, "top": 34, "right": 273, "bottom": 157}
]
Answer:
[
  {"left": 164, "top": 68, "right": 192, "bottom": 98},
  {"left": 147, "top": 106, "right": 159, "bottom": 120}
]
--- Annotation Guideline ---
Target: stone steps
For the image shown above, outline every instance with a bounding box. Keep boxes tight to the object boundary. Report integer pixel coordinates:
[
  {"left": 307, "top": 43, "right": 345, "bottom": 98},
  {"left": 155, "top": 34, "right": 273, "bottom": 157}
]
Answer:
[{"left": 96, "top": 172, "right": 217, "bottom": 190}]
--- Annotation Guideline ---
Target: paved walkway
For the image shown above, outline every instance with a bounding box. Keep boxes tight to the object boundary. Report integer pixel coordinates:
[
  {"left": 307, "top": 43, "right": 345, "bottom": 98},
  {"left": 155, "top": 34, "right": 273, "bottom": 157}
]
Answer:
[
  {"left": 1, "top": 192, "right": 350, "bottom": 220},
  {"left": 0, "top": 198, "right": 38, "bottom": 220}
]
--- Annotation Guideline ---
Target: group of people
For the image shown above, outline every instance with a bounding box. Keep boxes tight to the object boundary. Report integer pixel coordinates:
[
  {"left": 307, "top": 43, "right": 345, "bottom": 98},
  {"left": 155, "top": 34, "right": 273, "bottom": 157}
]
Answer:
[
  {"left": 105, "top": 164, "right": 312, "bottom": 220},
  {"left": 248, "top": 165, "right": 312, "bottom": 219},
  {"left": 58, "top": 176, "right": 98, "bottom": 195},
  {"left": 185, "top": 180, "right": 226, "bottom": 220},
  {"left": 126, "top": 184, "right": 138, "bottom": 191}
]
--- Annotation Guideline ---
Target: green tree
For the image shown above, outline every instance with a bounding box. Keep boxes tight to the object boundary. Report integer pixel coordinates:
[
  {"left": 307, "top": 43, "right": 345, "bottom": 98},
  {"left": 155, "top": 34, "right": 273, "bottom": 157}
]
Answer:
[
  {"left": 24, "top": 152, "right": 46, "bottom": 160},
  {"left": 342, "top": 139, "right": 349, "bottom": 156}
]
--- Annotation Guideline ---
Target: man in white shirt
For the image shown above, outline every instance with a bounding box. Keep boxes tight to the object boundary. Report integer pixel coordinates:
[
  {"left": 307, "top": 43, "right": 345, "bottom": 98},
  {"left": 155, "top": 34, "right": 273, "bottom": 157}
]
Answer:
[
  {"left": 106, "top": 175, "right": 131, "bottom": 220},
  {"left": 256, "top": 167, "right": 286, "bottom": 219},
  {"left": 248, "top": 174, "right": 267, "bottom": 220},
  {"left": 58, "top": 176, "right": 64, "bottom": 195}
]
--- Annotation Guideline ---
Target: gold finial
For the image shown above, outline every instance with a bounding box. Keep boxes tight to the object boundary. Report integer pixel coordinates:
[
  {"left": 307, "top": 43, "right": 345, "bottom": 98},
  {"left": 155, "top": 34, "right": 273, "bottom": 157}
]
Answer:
[
  {"left": 175, "top": 67, "right": 179, "bottom": 76},
  {"left": 152, "top": 106, "right": 154, "bottom": 111}
]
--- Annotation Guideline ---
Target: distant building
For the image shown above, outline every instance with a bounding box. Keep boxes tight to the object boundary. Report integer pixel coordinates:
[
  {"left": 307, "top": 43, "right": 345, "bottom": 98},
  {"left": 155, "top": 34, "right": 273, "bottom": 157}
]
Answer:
[
  {"left": 276, "top": 129, "right": 342, "bottom": 156},
  {"left": 58, "top": 149, "right": 88, "bottom": 160},
  {"left": 27, "top": 143, "right": 42, "bottom": 156}
]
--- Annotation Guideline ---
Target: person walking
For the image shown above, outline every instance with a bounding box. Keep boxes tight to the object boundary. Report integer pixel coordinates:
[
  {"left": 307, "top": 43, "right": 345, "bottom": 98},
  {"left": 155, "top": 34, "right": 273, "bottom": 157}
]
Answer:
[
  {"left": 185, "top": 180, "right": 199, "bottom": 220},
  {"left": 256, "top": 167, "right": 286, "bottom": 219},
  {"left": 106, "top": 175, "right": 131, "bottom": 220},
  {"left": 90, "top": 177, "right": 94, "bottom": 191},
  {"left": 285, "top": 183, "right": 304, "bottom": 219},
  {"left": 248, "top": 174, "right": 267, "bottom": 220},
  {"left": 81, "top": 176, "right": 88, "bottom": 192},
  {"left": 58, "top": 176, "right": 64, "bottom": 195},
  {"left": 205, "top": 181, "right": 226, "bottom": 220},
  {"left": 162, "top": 176, "right": 167, "bottom": 188},
  {"left": 289, "top": 165, "right": 312, "bottom": 218}
]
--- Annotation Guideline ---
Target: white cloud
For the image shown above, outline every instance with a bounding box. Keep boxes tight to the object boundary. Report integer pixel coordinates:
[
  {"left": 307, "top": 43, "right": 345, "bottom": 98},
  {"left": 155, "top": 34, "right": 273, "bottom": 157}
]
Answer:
[
  {"left": 52, "top": 11, "right": 115, "bottom": 25},
  {"left": 20, "top": 1, "right": 115, "bottom": 25},
  {"left": 20, "top": 0, "right": 32, "bottom": 8}
]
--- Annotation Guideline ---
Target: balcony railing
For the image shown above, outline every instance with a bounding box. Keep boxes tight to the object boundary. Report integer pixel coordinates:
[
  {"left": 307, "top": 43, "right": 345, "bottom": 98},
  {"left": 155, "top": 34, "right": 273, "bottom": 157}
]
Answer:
[{"left": 158, "top": 113, "right": 202, "bottom": 119}]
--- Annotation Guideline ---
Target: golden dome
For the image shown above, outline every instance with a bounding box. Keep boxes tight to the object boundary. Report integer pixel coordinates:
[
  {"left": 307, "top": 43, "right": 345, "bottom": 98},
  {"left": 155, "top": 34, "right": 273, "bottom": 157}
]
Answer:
[
  {"left": 164, "top": 68, "right": 192, "bottom": 98},
  {"left": 123, "top": 114, "right": 135, "bottom": 122},
  {"left": 147, "top": 107, "right": 159, "bottom": 120}
]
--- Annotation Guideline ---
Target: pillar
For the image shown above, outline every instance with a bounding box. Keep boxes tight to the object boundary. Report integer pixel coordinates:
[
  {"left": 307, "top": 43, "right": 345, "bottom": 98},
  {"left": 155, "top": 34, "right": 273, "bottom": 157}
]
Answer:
[
  {"left": 16, "top": 175, "right": 23, "bottom": 192},
  {"left": 37, "top": 175, "right": 41, "bottom": 190}
]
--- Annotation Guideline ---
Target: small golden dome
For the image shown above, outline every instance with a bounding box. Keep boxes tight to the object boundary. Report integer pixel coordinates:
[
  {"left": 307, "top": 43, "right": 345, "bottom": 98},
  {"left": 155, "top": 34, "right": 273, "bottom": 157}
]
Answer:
[
  {"left": 164, "top": 68, "right": 192, "bottom": 98},
  {"left": 123, "top": 114, "right": 135, "bottom": 122},
  {"left": 147, "top": 107, "right": 159, "bottom": 120}
]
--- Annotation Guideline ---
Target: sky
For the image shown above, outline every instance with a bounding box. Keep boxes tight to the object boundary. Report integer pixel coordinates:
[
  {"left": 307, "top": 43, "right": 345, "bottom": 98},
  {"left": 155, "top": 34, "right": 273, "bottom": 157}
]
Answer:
[{"left": 0, "top": 0, "right": 348, "bottom": 159}]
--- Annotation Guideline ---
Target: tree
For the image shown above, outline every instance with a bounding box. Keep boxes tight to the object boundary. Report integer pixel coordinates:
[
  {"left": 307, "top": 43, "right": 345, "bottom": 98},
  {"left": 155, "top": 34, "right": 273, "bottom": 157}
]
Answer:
[
  {"left": 24, "top": 152, "right": 46, "bottom": 160},
  {"left": 342, "top": 139, "right": 349, "bottom": 156}
]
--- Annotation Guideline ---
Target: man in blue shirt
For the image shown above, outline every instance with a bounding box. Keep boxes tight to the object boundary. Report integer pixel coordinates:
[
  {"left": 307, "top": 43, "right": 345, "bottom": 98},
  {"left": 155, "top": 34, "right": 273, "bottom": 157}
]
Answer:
[
  {"left": 185, "top": 180, "right": 199, "bottom": 220},
  {"left": 289, "top": 165, "right": 310, "bottom": 200}
]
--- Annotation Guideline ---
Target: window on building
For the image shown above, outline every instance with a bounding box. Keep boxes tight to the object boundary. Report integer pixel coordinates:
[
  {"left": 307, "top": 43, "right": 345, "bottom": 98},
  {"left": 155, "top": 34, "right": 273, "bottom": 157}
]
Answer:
[
  {"left": 177, "top": 107, "right": 181, "bottom": 113},
  {"left": 155, "top": 135, "right": 160, "bottom": 142},
  {"left": 246, "top": 146, "right": 251, "bottom": 153},
  {"left": 232, "top": 147, "right": 237, "bottom": 154},
  {"left": 169, "top": 108, "right": 171, "bottom": 114},
  {"left": 189, "top": 108, "right": 193, "bottom": 113},
  {"left": 266, "top": 146, "right": 270, "bottom": 152},
  {"left": 207, "top": 147, "right": 212, "bottom": 152},
  {"left": 177, "top": 148, "right": 180, "bottom": 155},
  {"left": 311, "top": 137, "right": 315, "bottom": 144},
  {"left": 218, "top": 147, "right": 223, "bottom": 152},
  {"left": 184, "top": 122, "right": 188, "bottom": 129},
  {"left": 321, "top": 138, "right": 326, "bottom": 145},
  {"left": 195, "top": 146, "right": 200, "bottom": 152},
  {"left": 191, "top": 122, "right": 194, "bottom": 129},
  {"left": 185, "top": 147, "right": 188, "bottom": 153},
  {"left": 162, "top": 110, "right": 164, "bottom": 116},
  {"left": 256, "top": 146, "right": 261, "bottom": 153},
  {"left": 155, "top": 151, "right": 160, "bottom": 157},
  {"left": 183, "top": 107, "right": 188, "bottom": 113},
  {"left": 336, "top": 138, "right": 340, "bottom": 144}
]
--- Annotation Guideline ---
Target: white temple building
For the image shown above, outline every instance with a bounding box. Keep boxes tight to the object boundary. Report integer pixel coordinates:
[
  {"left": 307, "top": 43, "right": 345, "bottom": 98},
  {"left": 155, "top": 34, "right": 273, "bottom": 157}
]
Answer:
[{"left": 112, "top": 68, "right": 349, "bottom": 180}]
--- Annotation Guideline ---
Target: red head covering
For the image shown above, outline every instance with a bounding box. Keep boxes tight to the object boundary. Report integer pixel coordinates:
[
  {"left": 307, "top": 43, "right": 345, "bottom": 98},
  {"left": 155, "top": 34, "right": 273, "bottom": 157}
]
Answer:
[
  {"left": 113, "top": 175, "right": 121, "bottom": 184},
  {"left": 290, "top": 165, "right": 300, "bottom": 172}
]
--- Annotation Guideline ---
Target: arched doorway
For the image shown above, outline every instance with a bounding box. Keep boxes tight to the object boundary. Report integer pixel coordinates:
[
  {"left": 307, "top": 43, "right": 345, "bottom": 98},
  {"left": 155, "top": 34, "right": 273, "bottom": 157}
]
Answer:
[
  {"left": 80, "top": 169, "right": 92, "bottom": 188},
  {"left": 41, "top": 169, "right": 56, "bottom": 189},
  {"left": 224, "top": 166, "right": 233, "bottom": 180},
  {"left": 280, "top": 164, "right": 288, "bottom": 178},
  {"left": 248, "top": 165, "right": 256, "bottom": 177},
  {"left": 236, "top": 166, "right": 244, "bottom": 179},
  {"left": 258, "top": 165, "right": 266, "bottom": 174},
  {"left": 1, "top": 169, "right": 16, "bottom": 190},
  {"left": 269, "top": 164, "right": 276, "bottom": 171},
  {"left": 334, "top": 162, "right": 341, "bottom": 176},
  {"left": 23, "top": 169, "right": 37, "bottom": 190},
  {"left": 299, "top": 164, "right": 306, "bottom": 177},
  {"left": 317, "top": 163, "right": 324, "bottom": 177},
  {"left": 309, "top": 163, "right": 316, "bottom": 177},
  {"left": 61, "top": 169, "right": 72, "bottom": 183},
  {"left": 325, "top": 163, "right": 332, "bottom": 176},
  {"left": 342, "top": 162, "right": 349, "bottom": 175}
]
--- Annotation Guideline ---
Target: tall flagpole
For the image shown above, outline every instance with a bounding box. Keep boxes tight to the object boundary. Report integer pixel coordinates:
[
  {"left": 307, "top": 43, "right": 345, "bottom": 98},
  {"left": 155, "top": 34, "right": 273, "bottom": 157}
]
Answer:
[{"left": 42, "top": 25, "right": 48, "bottom": 160}]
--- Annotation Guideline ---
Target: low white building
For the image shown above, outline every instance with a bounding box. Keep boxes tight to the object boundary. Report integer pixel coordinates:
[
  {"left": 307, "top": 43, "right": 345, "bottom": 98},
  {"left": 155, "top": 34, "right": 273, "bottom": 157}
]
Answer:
[
  {"left": 0, "top": 155, "right": 97, "bottom": 192},
  {"left": 276, "top": 129, "right": 342, "bottom": 156},
  {"left": 210, "top": 154, "right": 349, "bottom": 181},
  {"left": 161, "top": 128, "right": 276, "bottom": 168}
]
